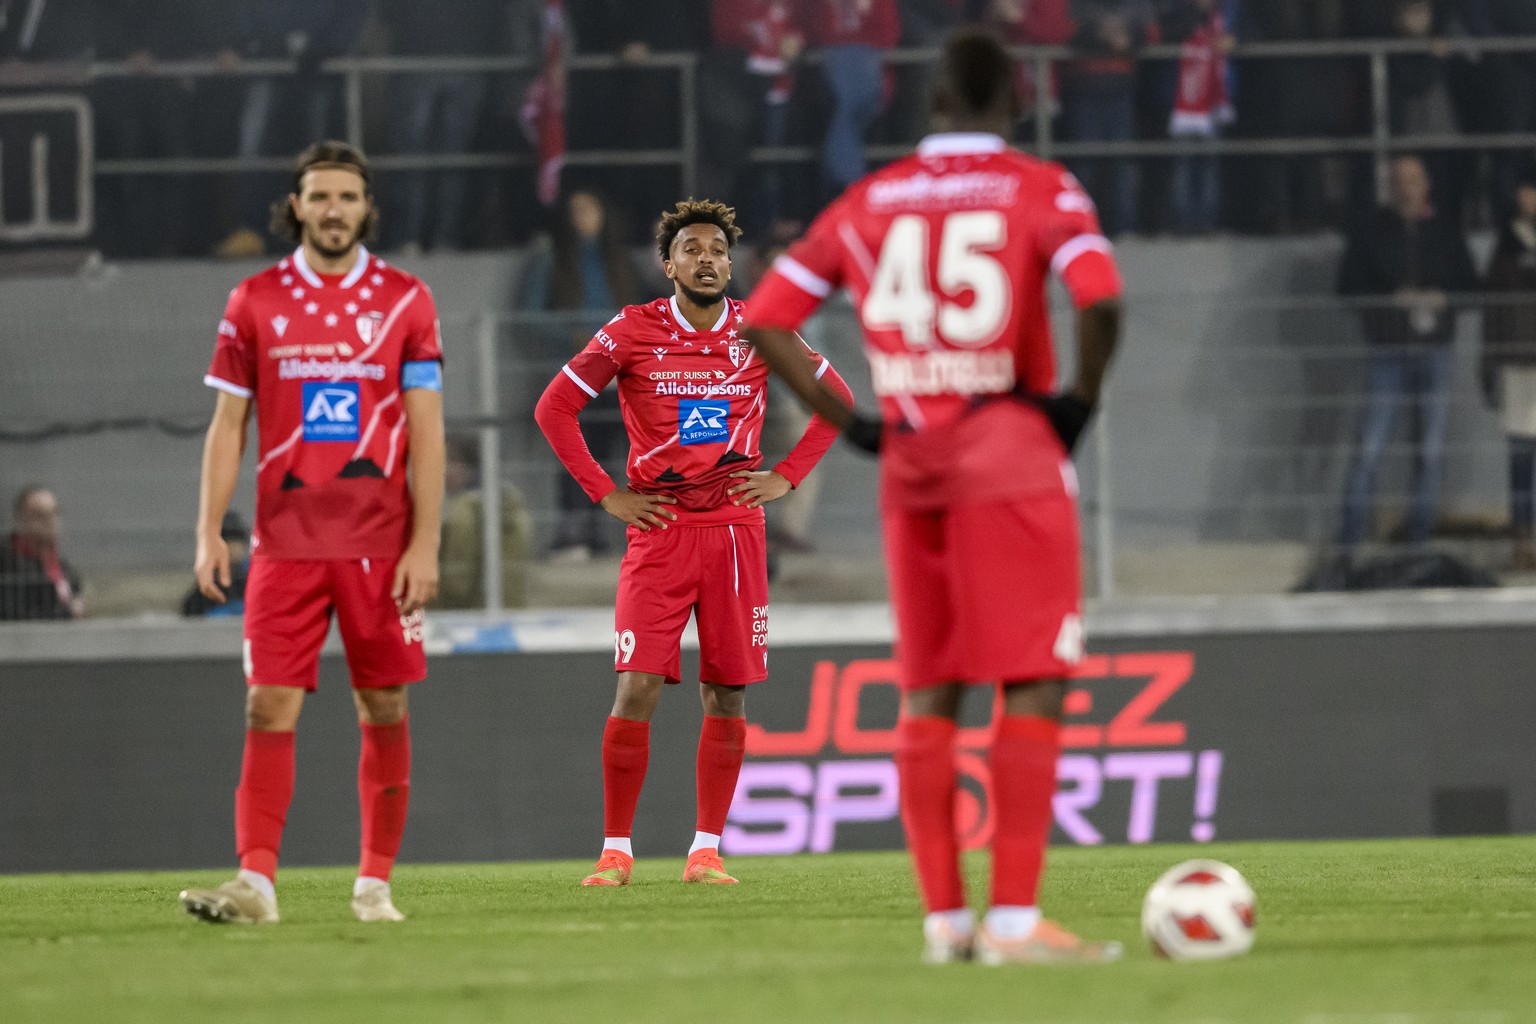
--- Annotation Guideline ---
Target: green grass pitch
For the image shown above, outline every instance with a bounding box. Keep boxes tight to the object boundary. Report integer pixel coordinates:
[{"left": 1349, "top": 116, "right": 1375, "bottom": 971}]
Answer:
[{"left": 4, "top": 837, "right": 1534, "bottom": 1024}]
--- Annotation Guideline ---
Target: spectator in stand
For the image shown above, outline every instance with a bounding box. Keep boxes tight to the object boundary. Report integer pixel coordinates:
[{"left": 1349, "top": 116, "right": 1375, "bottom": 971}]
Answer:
[
  {"left": 700, "top": 1, "right": 806, "bottom": 234},
  {"left": 1337, "top": 155, "right": 1476, "bottom": 550},
  {"left": 568, "top": 1, "right": 709, "bottom": 230},
  {"left": 209, "top": 2, "right": 369, "bottom": 259},
  {"left": 379, "top": 0, "right": 511, "bottom": 253},
  {"left": 90, "top": 0, "right": 200, "bottom": 258},
  {"left": 438, "top": 436, "right": 532, "bottom": 608},
  {"left": 1162, "top": 0, "right": 1236, "bottom": 234},
  {"left": 0, "top": 487, "right": 83, "bottom": 621},
  {"left": 182, "top": 512, "right": 251, "bottom": 617},
  {"left": 515, "top": 189, "right": 642, "bottom": 560},
  {"left": 1064, "top": 1, "right": 1152, "bottom": 236},
  {"left": 806, "top": 0, "right": 900, "bottom": 201},
  {"left": 1479, "top": 175, "right": 1536, "bottom": 570},
  {"left": 979, "top": 0, "right": 1076, "bottom": 141},
  {"left": 1386, "top": 0, "right": 1465, "bottom": 221}
]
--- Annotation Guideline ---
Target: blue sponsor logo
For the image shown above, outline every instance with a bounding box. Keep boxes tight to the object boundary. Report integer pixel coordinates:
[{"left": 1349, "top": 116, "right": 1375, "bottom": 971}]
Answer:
[
  {"left": 302, "top": 381, "right": 361, "bottom": 441},
  {"left": 678, "top": 399, "right": 729, "bottom": 445}
]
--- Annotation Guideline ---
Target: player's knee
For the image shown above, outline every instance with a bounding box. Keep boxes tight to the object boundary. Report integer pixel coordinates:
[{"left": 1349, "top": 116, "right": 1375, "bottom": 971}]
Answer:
[
  {"left": 354, "top": 686, "right": 408, "bottom": 726},
  {"left": 700, "top": 682, "right": 746, "bottom": 718},
  {"left": 245, "top": 686, "right": 303, "bottom": 731}
]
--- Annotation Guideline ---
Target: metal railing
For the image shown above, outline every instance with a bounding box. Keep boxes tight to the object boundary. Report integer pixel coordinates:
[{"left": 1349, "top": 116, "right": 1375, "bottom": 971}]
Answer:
[{"left": 3, "top": 34, "right": 1534, "bottom": 211}]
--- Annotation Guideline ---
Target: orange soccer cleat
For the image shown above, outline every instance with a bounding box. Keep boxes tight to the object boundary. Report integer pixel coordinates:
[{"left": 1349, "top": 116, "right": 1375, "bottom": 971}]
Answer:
[
  {"left": 580, "top": 849, "right": 634, "bottom": 886},
  {"left": 975, "top": 918, "right": 1123, "bottom": 965},
  {"left": 681, "top": 847, "right": 739, "bottom": 884}
]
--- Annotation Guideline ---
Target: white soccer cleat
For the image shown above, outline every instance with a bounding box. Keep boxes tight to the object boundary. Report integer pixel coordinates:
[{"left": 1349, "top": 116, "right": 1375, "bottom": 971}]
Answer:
[
  {"left": 922, "top": 917, "right": 975, "bottom": 964},
  {"left": 179, "top": 877, "right": 279, "bottom": 925},
  {"left": 351, "top": 879, "right": 406, "bottom": 922}
]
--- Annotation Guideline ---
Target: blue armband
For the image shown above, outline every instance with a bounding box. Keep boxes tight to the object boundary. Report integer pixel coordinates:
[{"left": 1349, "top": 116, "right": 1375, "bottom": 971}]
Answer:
[{"left": 401, "top": 360, "right": 443, "bottom": 391}]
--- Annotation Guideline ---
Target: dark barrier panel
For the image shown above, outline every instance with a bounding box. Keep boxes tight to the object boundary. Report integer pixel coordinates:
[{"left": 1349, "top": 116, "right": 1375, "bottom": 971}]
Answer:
[{"left": 4, "top": 627, "right": 1535, "bottom": 873}]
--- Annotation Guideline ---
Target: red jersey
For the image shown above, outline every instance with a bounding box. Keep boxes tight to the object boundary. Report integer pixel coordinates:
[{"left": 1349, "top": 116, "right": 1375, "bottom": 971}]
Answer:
[
  {"left": 205, "top": 246, "right": 444, "bottom": 560},
  {"left": 534, "top": 295, "right": 851, "bottom": 526},
  {"left": 745, "top": 132, "right": 1123, "bottom": 510}
]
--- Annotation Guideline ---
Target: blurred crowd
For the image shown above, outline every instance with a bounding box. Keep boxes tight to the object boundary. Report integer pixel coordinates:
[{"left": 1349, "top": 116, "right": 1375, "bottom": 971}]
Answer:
[{"left": 3, "top": 1, "right": 1536, "bottom": 258}]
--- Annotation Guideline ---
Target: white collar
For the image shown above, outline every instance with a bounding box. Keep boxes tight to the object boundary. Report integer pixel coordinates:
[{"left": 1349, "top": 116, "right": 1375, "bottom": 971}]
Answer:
[
  {"left": 670, "top": 294, "right": 731, "bottom": 333},
  {"left": 292, "top": 245, "right": 372, "bottom": 289},
  {"left": 916, "top": 132, "right": 1009, "bottom": 158}
]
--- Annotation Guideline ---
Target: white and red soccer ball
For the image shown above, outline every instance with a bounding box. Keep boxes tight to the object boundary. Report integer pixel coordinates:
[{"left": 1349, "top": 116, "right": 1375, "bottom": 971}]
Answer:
[{"left": 1141, "top": 859, "right": 1257, "bottom": 960}]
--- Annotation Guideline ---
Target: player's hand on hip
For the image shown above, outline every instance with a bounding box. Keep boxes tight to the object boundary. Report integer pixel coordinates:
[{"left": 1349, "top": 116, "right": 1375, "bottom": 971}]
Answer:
[
  {"left": 600, "top": 488, "right": 679, "bottom": 531},
  {"left": 194, "top": 534, "right": 231, "bottom": 603},
  {"left": 727, "top": 470, "right": 792, "bottom": 508},
  {"left": 392, "top": 542, "right": 439, "bottom": 616}
]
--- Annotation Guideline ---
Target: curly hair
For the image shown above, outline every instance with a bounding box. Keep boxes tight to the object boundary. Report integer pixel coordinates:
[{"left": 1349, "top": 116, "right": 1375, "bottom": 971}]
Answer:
[
  {"left": 269, "top": 140, "right": 381, "bottom": 243},
  {"left": 655, "top": 198, "right": 742, "bottom": 261}
]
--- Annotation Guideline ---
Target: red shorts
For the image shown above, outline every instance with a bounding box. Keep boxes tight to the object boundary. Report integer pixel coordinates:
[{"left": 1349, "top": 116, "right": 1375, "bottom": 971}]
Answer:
[
  {"left": 883, "top": 491, "right": 1083, "bottom": 691},
  {"left": 614, "top": 523, "right": 769, "bottom": 686},
  {"left": 243, "top": 557, "right": 427, "bottom": 691}
]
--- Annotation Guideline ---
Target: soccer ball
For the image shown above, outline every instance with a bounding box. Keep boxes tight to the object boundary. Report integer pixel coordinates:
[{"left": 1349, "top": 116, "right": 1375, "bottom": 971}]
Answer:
[{"left": 1141, "top": 859, "right": 1256, "bottom": 961}]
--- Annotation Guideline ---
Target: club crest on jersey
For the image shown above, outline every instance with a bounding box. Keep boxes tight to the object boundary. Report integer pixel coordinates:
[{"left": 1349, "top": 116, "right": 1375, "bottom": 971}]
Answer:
[
  {"left": 301, "top": 381, "right": 361, "bottom": 441},
  {"left": 727, "top": 344, "right": 748, "bottom": 367},
  {"left": 356, "top": 311, "right": 384, "bottom": 345},
  {"left": 270, "top": 315, "right": 289, "bottom": 338},
  {"left": 678, "top": 399, "right": 729, "bottom": 445}
]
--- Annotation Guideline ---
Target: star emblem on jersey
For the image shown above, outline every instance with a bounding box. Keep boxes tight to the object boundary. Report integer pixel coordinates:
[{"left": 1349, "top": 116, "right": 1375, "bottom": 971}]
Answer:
[
  {"left": 670, "top": 332, "right": 679, "bottom": 341},
  {"left": 735, "top": 313, "right": 744, "bottom": 323},
  {"left": 281, "top": 275, "right": 293, "bottom": 285},
  {"left": 324, "top": 313, "right": 339, "bottom": 327},
  {"left": 701, "top": 345, "right": 713, "bottom": 354},
  {"left": 727, "top": 329, "right": 738, "bottom": 339},
  {"left": 345, "top": 302, "right": 359, "bottom": 314},
  {"left": 360, "top": 287, "right": 373, "bottom": 299},
  {"left": 371, "top": 274, "right": 383, "bottom": 286},
  {"left": 271, "top": 315, "right": 289, "bottom": 338},
  {"left": 305, "top": 301, "right": 319, "bottom": 315},
  {"left": 291, "top": 287, "right": 305, "bottom": 300}
]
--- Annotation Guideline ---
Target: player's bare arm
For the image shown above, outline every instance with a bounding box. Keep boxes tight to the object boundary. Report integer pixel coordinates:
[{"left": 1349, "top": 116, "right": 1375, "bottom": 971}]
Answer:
[
  {"left": 598, "top": 488, "right": 679, "bottom": 530},
  {"left": 1034, "top": 297, "right": 1123, "bottom": 454},
  {"left": 394, "top": 387, "right": 445, "bottom": 615},
  {"left": 741, "top": 327, "right": 854, "bottom": 428},
  {"left": 194, "top": 391, "right": 251, "bottom": 602},
  {"left": 726, "top": 470, "right": 792, "bottom": 508},
  {"left": 1071, "top": 297, "right": 1123, "bottom": 405}
]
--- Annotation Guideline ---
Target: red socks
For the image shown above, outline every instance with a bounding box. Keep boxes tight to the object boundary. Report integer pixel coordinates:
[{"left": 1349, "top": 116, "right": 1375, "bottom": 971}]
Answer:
[
  {"left": 602, "top": 716, "right": 651, "bottom": 839},
  {"left": 895, "top": 715, "right": 965, "bottom": 913},
  {"left": 695, "top": 715, "right": 747, "bottom": 835},
  {"left": 989, "top": 714, "right": 1061, "bottom": 908},
  {"left": 358, "top": 717, "right": 412, "bottom": 881},
  {"left": 235, "top": 729, "right": 296, "bottom": 882}
]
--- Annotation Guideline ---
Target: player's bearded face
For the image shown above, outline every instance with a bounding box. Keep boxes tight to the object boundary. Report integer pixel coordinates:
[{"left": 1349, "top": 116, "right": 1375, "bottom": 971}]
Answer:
[
  {"left": 667, "top": 225, "right": 732, "bottom": 306},
  {"left": 293, "top": 168, "right": 370, "bottom": 260}
]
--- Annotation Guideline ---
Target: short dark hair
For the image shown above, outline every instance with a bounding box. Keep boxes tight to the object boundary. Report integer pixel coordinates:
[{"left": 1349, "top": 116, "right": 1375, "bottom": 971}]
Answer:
[
  {"left": 656, "top": 199, "right": 742, "bottom": 261},
  {"left": 934, "top": 28, "right": 1018, "bottom": 121},
  {"left": 270, "top": 140, "right": 381, "bottom": 243}
]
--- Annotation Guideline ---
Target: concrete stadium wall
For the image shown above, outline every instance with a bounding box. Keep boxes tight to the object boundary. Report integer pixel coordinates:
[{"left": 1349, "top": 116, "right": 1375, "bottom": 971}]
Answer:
[
  {"left": 0, "top": 236, "right": 1513, "bottom": 579},
  {"left": 3, "top": 595, "right": 1533, "bottom": 873}
]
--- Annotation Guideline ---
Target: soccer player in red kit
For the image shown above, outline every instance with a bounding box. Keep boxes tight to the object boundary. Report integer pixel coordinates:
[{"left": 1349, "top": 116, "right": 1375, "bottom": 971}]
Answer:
[
  {"left": 535, "top": 200, "right": 851, "bottom": 886},
  {"left": 743, "top": 30, "right": 1124, "bottom": 963},
  {"left": 178, "top": 142, "right": 445, "bottom": 925}
]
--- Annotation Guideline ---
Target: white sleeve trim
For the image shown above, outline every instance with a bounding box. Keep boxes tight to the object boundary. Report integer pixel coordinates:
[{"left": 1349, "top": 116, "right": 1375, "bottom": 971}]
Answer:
[
  {"left": 1049, "top": 233, "right": 1113, "bottom": 278},
  {"left": 204, "top": 374, "right": 253, "bottom": 398},
  {"left": 773, "top": 255, "right": 833, "bottom": 298},
  {"left": 814, "top": 357, "right": 830, "bottom": 380},
  {"left": 561, "top": 363, "right": 599, "bottom": 399}
]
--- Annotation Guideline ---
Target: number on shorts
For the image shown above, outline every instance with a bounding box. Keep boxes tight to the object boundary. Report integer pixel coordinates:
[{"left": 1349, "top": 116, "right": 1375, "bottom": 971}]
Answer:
[{"left": 614, "top": 628, "right": 637, "bottom": 665}]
